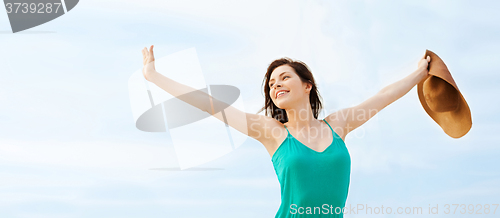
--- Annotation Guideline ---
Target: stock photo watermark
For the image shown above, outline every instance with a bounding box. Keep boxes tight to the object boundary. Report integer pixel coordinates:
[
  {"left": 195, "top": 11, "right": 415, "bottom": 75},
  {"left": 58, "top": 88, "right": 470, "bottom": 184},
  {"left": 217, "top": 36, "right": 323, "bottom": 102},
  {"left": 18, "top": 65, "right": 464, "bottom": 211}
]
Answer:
[
  {"left": 289, "top": 203, "right": 499, "bottom": 215},
  {"left": 3, "top": 0, "right": 79, "bottom": 33}
]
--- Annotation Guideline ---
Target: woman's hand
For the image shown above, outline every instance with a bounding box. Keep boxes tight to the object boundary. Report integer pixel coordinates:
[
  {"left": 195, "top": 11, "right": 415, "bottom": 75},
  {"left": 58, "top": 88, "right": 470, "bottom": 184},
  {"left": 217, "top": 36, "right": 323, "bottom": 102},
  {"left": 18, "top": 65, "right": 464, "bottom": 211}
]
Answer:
[
  {"left": 418, "top": 53, "right": 431, "bottom": 72},
  {"left": 142, "top": 45, "right": 157, "bottom": 82}
]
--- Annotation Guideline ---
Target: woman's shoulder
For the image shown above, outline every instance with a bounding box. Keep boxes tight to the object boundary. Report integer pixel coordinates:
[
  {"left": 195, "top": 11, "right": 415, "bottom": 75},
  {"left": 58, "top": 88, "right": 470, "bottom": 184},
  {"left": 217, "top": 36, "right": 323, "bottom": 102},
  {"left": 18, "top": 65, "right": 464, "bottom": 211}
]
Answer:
[
  {"left": 261, "top": 121, "right": 289, "bottom": 158},
  {"left": 249, "top": 116, "right": 286, "bottom": 139},
  {"left": 323, "top": 116, "right": 347, "bottom": 143}
]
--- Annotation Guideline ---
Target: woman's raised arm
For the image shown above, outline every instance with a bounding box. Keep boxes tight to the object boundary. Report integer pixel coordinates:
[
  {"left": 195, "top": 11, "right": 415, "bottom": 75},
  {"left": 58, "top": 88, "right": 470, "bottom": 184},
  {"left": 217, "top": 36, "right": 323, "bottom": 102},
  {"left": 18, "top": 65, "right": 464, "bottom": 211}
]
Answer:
[
  {"left": 325, "top": 53, "right": 431, "bottom": 137},
  {"left": 141, "top": 45, "right": 282, "bottom": 150}
]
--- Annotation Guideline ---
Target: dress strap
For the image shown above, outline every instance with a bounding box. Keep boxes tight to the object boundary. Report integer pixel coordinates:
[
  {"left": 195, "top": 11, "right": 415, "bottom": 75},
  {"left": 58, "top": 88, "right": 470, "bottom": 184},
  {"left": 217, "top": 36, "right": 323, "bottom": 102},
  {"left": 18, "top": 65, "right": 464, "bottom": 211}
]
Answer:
[
  {"left": 322, "top": 118, "right": 334, "bottom": 135},
  {"left": 283, "top": 125, "right": 292, "bottom": 138},
  {"left": 283, "top": 124, "right": 290, "bottom": 134}
]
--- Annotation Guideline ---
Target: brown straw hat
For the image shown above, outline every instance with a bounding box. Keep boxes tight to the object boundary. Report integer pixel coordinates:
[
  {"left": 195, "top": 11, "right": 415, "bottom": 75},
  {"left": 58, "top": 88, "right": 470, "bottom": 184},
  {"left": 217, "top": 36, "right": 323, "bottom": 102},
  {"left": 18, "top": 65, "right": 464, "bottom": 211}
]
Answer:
[{"left": 417, "top": 49, "right": 472, "bottom": 138}]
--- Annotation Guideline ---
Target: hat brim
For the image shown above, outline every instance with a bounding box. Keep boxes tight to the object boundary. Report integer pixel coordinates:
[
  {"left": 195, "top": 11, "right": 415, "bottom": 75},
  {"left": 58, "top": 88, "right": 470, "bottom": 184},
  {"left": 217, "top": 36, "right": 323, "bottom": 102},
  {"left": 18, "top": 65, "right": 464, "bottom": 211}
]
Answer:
[{"left": 417, "top": 75, "right": 472, "bottom": 138}]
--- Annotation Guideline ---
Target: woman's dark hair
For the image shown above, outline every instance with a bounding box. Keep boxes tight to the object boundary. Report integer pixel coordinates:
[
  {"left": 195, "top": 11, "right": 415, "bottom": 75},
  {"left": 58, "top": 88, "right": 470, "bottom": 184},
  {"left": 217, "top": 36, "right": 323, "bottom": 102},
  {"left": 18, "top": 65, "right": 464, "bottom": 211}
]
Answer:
[{"left": 257, "top": 57, "right": 323, "bottom": 123}]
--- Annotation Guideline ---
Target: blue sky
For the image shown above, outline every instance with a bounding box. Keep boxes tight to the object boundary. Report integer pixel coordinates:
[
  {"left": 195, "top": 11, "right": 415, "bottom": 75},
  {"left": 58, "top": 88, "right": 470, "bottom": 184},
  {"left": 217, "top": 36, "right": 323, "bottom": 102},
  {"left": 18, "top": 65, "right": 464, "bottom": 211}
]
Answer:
[{"left": 0, "top": 0, "right": 499, "bottom": 217}]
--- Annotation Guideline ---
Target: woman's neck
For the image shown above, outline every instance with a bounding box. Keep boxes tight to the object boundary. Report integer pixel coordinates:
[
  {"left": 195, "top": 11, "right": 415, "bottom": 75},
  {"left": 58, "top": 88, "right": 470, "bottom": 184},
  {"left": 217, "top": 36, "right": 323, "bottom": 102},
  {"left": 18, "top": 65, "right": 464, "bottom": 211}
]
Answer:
[{"left": 284, "top": 102, "right": 320, "bottom": 130}]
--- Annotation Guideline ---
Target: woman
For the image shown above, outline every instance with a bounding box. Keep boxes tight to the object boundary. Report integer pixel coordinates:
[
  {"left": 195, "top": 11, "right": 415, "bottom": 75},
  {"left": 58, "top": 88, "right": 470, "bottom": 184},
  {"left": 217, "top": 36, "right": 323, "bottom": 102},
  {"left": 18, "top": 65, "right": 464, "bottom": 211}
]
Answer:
[{"left": 141, "top": 45, "right": 431, "bottom": 217}]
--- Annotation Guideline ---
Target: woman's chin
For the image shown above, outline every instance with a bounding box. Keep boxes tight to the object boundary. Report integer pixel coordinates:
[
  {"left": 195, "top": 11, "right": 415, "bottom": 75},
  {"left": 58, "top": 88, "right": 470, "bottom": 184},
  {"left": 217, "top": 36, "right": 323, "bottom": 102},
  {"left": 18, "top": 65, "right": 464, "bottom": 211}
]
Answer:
[{"left": 275, "top": 100, "right": 289, "bottom": 109}]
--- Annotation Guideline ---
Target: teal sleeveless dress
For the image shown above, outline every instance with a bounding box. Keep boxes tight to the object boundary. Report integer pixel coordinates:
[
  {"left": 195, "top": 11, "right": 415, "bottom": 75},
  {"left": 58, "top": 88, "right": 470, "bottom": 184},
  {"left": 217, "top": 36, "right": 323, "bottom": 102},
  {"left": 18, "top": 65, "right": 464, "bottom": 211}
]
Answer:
[{"left": 272, "top": 119, "right": 351, "bottom": 217}]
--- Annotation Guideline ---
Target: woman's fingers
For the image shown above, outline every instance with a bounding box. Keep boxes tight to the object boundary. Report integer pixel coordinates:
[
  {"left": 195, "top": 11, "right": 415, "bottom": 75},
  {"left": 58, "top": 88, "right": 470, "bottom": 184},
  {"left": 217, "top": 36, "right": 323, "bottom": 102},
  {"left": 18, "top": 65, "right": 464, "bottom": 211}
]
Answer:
[
  {"left": 142, "top": 49, "right": 145, "bottom": 63},
  {"left": 142, "top": 48, "right": 148, "bottom": 65},
  {"left": 417, "top": 53, "right": 430, "bottom": 70},
  {"left": 149, "top": 45, "right": 155, "bottom": 59},
  {"left": 142, "top": 45, "right": 156, "bottom": 67}
]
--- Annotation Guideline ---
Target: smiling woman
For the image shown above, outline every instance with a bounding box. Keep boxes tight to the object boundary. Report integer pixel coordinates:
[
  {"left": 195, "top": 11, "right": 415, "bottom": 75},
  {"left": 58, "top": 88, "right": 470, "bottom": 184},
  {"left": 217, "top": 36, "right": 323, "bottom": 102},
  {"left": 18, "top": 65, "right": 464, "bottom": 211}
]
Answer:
[
  {"left": 257, "top": 57, "right": 351, "bottom": 218},
  {"left": 141, "top": 45, "right": 431, "bottom": 218}
]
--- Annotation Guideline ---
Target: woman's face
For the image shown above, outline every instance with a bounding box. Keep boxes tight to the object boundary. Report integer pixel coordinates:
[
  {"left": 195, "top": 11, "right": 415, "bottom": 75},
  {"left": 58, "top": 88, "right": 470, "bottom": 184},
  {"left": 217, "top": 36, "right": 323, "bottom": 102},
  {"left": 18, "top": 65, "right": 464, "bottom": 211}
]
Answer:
[{"left": 269, "top": 64, "right": 310, "bottom": 108}]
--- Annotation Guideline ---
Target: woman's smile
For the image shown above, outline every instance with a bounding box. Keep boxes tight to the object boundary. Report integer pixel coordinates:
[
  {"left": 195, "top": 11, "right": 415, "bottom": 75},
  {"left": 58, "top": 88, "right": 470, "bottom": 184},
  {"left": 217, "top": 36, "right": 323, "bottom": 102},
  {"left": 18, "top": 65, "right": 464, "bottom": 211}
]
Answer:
[{"left": 277, "top": 90, "right": 289, "bottom": 99}]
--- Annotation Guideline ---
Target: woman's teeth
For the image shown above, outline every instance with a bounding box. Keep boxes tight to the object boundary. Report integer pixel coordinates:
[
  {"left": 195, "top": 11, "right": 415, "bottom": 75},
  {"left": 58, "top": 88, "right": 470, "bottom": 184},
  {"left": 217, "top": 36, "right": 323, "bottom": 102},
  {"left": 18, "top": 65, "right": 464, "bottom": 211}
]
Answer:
[{"left": 277, "top": 91, "right": 288, "bottom": 98}]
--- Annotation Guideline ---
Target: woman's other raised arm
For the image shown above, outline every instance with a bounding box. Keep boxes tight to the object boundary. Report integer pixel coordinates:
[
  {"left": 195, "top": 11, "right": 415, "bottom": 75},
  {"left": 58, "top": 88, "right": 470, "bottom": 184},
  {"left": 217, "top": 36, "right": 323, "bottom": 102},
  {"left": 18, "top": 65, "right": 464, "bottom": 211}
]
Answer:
[{"left": 141, "top": 45, "right": 282, "bottom": 148}]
